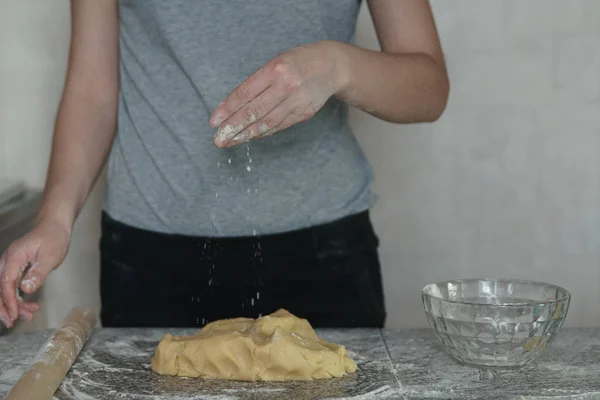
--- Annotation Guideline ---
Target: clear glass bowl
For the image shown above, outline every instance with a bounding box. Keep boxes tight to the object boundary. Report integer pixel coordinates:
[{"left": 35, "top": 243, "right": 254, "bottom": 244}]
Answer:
[{"left": 422, "top": 278, "right": 571, "bottom": 369}]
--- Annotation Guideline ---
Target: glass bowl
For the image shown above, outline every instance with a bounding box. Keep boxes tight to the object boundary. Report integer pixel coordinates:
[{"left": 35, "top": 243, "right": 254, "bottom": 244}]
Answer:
[{"left": 422, "top": 278, "right": 571, "bottom": 369}]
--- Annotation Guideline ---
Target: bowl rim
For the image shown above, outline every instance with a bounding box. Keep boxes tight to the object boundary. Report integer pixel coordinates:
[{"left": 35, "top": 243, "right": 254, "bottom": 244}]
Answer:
[{"left": 421, "top": 277, "right": 571, "bottom": 307}]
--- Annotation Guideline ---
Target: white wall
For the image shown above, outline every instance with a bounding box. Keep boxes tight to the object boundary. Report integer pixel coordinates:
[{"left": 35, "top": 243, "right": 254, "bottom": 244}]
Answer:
[
  {"left": 0, "top": 0, "right": 598, "bottom": 329},
  {"left": 352, "top": 0, "right": 600, "bottom": 328}
]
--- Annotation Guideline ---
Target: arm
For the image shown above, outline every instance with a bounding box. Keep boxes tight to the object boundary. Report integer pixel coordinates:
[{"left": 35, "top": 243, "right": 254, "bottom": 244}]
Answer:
[
  {"left": 335, "top": 0, "right": 449, "bottom": 123},
  {"left": 210, "top": 0, "right": 448, "bottom": 147},
  {"left": 0, "top": 0, "right": 119, "bottom": 326},
  {"left": 39, "top": 0, "right": 120, "bottom": 230}
]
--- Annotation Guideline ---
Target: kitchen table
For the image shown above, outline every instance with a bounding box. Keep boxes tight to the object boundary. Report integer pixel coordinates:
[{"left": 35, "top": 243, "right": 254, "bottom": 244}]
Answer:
[{"left": 0, "top": 327, "right": 598, "bottom": 399}]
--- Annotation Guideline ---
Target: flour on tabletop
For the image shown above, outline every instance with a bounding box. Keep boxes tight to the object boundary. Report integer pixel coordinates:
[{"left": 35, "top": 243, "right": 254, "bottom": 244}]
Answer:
[
  {"left": 59, "top": 382, "right": 101, "bottom": 400},
  {"left": 128, "top": 396, "right": 238, "bottom": 400},
  {"left": 542, "top": 362, "right": 588, "bottom": 375},
  {"left": 221, "top": 388, "right": 285, "bottom": 394},
  {"left": 0, "top": 365, "right": 26, "bottom": 382},
  {"left": 323, "top": 385, "right": 399, "bottom": 400},
  {"left": 519, "top": 394, "right": 600, "bottom": 400},
  {"left": 59, "top": 341, "right": 146, "bottom": 397},
  {"left": 74, "top": 351, "right": 136, "bottom": 373},
  {"left": 59, "top": 368, "right": 111, "bottom": 399},
  {"left": 103, "top": 340, "right": 150, "bottom": 358}
]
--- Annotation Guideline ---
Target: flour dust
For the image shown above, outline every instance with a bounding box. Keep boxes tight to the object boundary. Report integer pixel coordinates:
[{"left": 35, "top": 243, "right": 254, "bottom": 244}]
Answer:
[{"left": 193, "top": 142, "right": 264, "bottom": 327}]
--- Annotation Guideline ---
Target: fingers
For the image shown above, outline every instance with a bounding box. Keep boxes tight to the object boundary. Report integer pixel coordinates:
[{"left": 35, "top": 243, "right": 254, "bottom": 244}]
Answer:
[
  {"left": 213, "top": 85, "right": 287, "bottom": 147},
  {"left": 0, "top": 306, "right": 37, "bottom": 326},
  {"left": 0, "top": 253, "right": 40, "bottom": 327},
  {"left": 20, "top": 301, "right": 40, "bottom": 313},
  {"left": 211, "top": 52, "right": 331, "bottom": 147},
  {"left": 20, "top": 262, "right": 50, "bottom": 294},
  {"left": 0, "top": 258, "right": 9, "bottom": 328},
  {"left": 225, "top": 98, "right": 294, "bottom": 147},
  {"left": 0, "top": 313, "right": 10, "bottom": 327},
  {"left": 18, "top": 307, "right": 34, "bottom": 322},
  {"left": 0, "top": 254, "right": 7, "bottom": 326},
  {"left": 226, "top": 97, "right": 317, "bottom": 147},
  {"left": 0, "top": 251, "right": 26, "bottom": 326},
  {"left": 210, "top": 64, "right": 272, "bottom": 128}
]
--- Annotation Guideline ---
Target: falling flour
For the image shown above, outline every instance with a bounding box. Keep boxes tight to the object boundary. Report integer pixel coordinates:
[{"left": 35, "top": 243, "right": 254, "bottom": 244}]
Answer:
[{"left": 243, "top": 142, "right": 263, "bottom": 314}]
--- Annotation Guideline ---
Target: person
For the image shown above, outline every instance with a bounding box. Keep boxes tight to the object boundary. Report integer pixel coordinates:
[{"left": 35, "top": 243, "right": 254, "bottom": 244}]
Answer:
[{"left": 0, "top": 0, "right": 449, "bottom": 329}]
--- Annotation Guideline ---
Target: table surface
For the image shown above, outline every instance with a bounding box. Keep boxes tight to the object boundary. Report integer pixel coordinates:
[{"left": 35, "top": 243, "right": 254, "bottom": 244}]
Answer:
[{"left": 0, "top": 327, "right": 598, "bottom": 399}]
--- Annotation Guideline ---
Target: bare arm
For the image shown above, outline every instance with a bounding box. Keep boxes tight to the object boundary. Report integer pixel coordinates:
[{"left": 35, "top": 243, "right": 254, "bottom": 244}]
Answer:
[
  {"left": 211, "top": 0, "right": 449, "bottom": 147},
  {"left": 39, "top": 0, "right": 119, "bottom": 230},
  {"left": 335, "top": 0, "right": 449, "bottom": 123},
  {"left": 0, "top": 0, "right": 119, "bottom": 327}
]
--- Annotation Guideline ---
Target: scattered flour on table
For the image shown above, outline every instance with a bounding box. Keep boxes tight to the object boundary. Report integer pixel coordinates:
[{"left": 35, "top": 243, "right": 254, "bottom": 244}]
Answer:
[
  {"left": 323, "top": 385, "right": 399, "bottom": 400},
  {"left": 0, "top": 365, "right": 26, "bottom": 382},
  {"left": 59, "top": 369, "right": 112, "bottom": 399},
  {"left": 519, "top": 394, "right": 600, "bottom": 400},
  {"left": 542, "top": 362, "right": 589, "bottom": 375},
  {"left": 543, "top": 388, "right": 600, "bottom": 395},
  {"left": 393, "top": 363, "right": 416, "bottom": 370},
  {"left": 103, "top": 340, "right": 149, "bottom": 358},
  {"left": 60, "top": 386, "right": 238, "bottom": 400},
  {"left": 72, "top": 351, "right": 136, "bottom": 373},
  {"left": 58, "top": 383, "right": 100, "bottom": 400},
  {"left": 346, "top": 350, "right": 370, "bottom": 364},
  {"left": 59, "top": 346, "right": 140, "bottom": 398},
  {"left": 221, "top": 388, "right": 285, "bottom": 394},
  {"left": 114, "top": 395, "right": 238, "bottom": 400},
  {"left": 398, "top": 389, "right": 454, "bottom": 399},
  {"left": 397, "top": 379, "right": 462, "bottom": 400}
]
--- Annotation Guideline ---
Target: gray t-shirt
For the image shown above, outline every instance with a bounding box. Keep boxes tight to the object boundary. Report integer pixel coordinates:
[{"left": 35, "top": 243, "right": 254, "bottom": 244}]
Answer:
[{"left": 104, "top": 0, "right": 375, "bottom": 236}]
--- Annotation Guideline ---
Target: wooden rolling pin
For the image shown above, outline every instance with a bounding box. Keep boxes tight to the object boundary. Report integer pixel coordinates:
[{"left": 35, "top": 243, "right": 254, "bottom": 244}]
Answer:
[{"left": 4, "top": 307, "right": 97, "bottom": 400}]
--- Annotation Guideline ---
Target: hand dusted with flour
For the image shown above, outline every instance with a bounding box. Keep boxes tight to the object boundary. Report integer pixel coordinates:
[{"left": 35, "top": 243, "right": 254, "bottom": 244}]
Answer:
[
  {"left": 151, "top": 309, "right": 357, "bottom": 381},
  {"left": 212, "top": 41, "right": 343, "bottom": 147}
]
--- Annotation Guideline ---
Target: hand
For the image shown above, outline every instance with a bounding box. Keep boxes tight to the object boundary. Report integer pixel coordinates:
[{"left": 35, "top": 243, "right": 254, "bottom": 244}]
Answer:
[
  {"left": 211, "top": 41, "right": 348, "bottom": 147},
  {"left": 0, "top": 220, "right": 71, "bottom": 328}
]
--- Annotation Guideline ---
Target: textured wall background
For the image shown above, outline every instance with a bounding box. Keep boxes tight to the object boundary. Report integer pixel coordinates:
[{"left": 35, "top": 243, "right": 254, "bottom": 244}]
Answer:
[{"left": 0, "top": 0, "right": 598, "bottom": 328}]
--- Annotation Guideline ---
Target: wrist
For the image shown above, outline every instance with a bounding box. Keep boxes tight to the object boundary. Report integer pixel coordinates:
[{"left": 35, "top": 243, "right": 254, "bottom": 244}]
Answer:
[
  {"left": 322, "top": 40, "right": 353, "bottom": 97},
  {"left": 36, "top": 211, "right": 74, "bottom": 237},
  {"left": 36, "top": 193, "right": 77, "bottom": 236}
]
